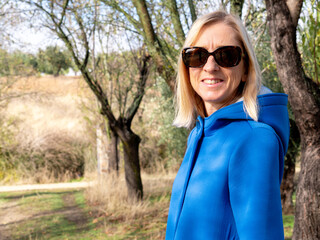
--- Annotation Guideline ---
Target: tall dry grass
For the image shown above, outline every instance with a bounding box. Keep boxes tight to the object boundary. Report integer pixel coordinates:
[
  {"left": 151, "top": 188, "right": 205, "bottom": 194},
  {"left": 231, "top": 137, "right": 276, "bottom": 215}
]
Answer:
[
  {"left": 1, "top": 76, "right": 95, "bottom": 184},
  {"left": 85, "top": 171, "right": 175, "bottom": 238},
  {"left": 86, "top": 171, "right": 175, "bottom": 215}
]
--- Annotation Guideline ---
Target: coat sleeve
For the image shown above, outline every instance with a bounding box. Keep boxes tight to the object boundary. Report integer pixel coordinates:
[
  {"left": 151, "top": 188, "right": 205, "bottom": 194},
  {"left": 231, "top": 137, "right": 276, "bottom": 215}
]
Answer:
[{"left": 228, "top": 126, "right": 284, "bottom": 240}]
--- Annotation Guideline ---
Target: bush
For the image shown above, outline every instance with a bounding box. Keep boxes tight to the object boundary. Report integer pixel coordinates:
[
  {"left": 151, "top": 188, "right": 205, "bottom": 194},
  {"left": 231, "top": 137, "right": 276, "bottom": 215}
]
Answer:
[
  {"left": 138, "top": 79, "right": 188, "bottom": 172},
  {"left": 20, "top": 133, "right": 86, "bottom": 181},
  {"left": 0, "top": 130, "right": 88, "bottom": 183},
  {"left": 0, "top": 91, "right": 91, "bottom": 183}
]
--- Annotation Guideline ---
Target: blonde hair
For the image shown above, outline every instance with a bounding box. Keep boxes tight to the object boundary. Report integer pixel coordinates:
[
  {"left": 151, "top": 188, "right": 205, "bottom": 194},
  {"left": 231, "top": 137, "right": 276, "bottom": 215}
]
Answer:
[{"left": 173, "top": 11, "right": 262, "bottom": 128}]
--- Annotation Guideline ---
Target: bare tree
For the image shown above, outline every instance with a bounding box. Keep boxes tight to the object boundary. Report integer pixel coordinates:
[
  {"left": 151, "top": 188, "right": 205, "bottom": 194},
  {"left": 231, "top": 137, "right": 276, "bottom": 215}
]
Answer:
[
  {"left": 265, "top": 0, "right": 320, "bottom": 239},
  {"left": 23, "top": 0, "right": 151, "bottom": 200}
]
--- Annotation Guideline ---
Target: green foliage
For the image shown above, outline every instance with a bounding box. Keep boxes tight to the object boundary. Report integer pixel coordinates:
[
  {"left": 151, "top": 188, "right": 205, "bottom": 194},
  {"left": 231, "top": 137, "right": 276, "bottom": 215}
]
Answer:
[
  {"left": 0, "top": 116, "right": 19, "bottom": 181},
  {"left": 37, "top": 46, "right": 73, "bottom": 76},
  {"left": 0, "top": 46, "right": 74, "bottom": 77},
  {"left": 283, "top": 214, "right": 294, "bottom": 239},
  {"left": 151, "top": 79, "right": 188, "bottom": 168},
  {"left": 0, "top": 48, "right": 37, "bottom": 76},
  {"left": 299, "top": 0, "right": 320, "bottom": 83}
]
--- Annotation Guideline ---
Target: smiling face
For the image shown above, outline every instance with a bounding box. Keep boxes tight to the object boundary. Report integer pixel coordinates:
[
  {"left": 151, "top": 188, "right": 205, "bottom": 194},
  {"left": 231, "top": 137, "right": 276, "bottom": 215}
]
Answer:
[{"left": 189, "top": 22, "right": 246, "bottom": 116}]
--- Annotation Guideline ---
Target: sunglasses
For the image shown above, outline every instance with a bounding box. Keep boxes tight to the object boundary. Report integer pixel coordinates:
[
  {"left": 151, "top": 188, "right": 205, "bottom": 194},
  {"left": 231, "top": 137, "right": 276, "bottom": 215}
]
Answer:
[{"left": 182, "top": 46, "right": 243, "bottom": 68}]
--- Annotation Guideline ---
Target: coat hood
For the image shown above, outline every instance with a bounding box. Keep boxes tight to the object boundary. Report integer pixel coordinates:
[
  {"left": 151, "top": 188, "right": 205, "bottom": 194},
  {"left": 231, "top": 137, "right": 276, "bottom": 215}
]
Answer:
[{"left": 197, "top": 93, "right": 290, "bottom": 154}]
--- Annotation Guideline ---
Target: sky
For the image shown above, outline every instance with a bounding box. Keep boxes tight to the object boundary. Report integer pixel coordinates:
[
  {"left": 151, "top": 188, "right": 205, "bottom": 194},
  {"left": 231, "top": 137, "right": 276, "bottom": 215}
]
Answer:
[
  {"left": 8, "top": 27, "right": 61, "bottom": 53},
  {"left": 1, "top": 1, "right": 62, "bottom": 54}
]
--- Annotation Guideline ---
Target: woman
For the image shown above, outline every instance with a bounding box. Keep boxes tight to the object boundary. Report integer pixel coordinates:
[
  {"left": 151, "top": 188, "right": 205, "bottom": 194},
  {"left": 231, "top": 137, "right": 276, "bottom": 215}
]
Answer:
[{"left": 166, "top": 11, "right": 290, "bottom": 240}]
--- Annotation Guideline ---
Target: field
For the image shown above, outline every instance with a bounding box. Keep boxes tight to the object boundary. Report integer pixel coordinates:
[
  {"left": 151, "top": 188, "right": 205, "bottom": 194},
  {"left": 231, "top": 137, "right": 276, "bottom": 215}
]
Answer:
[
  {"left": 0, "top": 76, "right": 294, "bottom": 239},
  {"left": 0, "top": 173, "right": 174, "bottom": 240}
]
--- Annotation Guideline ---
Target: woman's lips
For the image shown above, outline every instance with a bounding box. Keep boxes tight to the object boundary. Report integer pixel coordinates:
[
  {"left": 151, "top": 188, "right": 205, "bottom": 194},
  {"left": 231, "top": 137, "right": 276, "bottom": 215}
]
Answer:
[{"left": 202, "top": 78, "right": 224, "bottom": 85}]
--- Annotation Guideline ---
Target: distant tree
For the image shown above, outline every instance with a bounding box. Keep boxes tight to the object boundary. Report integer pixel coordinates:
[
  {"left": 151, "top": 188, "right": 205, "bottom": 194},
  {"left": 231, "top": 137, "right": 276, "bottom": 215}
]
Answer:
[
  {"left": 0, "top": 48, "right": 37, "bottom": 76},
  {"left": 37, "top": 45, "right": 72, "bottom": 76}
]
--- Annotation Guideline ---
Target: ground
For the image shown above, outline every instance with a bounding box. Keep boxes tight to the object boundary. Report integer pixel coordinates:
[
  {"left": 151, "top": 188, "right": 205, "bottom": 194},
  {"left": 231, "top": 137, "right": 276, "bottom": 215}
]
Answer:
[
  {"left": 0, "top": 176, "right": 172, "bottom": 240},
  {"left": 0, "top": 189, "right": 90, "bottom": 240}
]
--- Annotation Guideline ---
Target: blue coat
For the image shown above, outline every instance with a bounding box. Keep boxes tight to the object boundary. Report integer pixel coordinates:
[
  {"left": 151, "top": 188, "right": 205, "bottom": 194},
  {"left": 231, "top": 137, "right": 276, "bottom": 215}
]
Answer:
[{"left": 166, "top": 93, "right": 290, "bottom": 240}]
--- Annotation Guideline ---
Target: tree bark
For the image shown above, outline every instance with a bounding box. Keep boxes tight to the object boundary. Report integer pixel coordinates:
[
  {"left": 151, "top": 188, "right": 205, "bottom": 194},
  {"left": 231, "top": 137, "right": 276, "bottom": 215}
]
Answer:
[
  {"left": 118, "top": 126, "right": 143, "bottom": 200},
  {"left": 188, "top": 0, "right": 197, "bottom": 23},
  {"left": 167, "top": 0, "right": 185, "bottom": 46},
  {"left": 265, "top": 0, "right": 320, "bottom": 239},
  {"left": 109, "top": 126, "right": 119, "bottom": 173}
]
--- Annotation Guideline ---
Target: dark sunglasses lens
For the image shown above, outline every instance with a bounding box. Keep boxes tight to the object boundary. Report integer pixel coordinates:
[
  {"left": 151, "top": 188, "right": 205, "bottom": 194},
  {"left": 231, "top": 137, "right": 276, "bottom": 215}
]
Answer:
[
  {"left": 183, "top": 48, "right": 208, "bottom": 67},
  {"left": 214, "top": 47, "right": 241, "bottom": 67}
]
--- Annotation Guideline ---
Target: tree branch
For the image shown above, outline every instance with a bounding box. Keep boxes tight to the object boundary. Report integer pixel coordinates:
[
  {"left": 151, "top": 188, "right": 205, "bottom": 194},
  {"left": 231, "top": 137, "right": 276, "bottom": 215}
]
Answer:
[
  {"left": 58, "top": 0, "right": 69, "bottom": 27},
  {"left": 125, "top": 52, "right": 151, "bottom": 126},
  {"left": 188, "top": 0, "right": 197, "bottom": 23},
  {"left": 73, "top": 9, "right": 90, "bottom": 69},
  {"left": 100, "top": 0, "right": 143, "bottom": 36},
  {"left": 166, "top": 0, "right": 185, "bottom": 46}
]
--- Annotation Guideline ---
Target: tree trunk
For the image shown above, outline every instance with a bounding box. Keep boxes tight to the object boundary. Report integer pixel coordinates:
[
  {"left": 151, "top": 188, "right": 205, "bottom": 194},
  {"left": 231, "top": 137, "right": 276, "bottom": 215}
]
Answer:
[
  {"left": 293, "top": 144, "right": 320, "bottom": 239},
  {"left": 96, "top": 123, "right": 109, "bottom": 174},
  {"left": 109, "top": 127, "right": 119, "bottom": 173},
  {"left": 118, "top": 126, "right": 143, "bottom": 200},
  {"left": 187, "top": 0, "right": 196, "bottom": 23},
  {"left": 54, "top": 66, "right": 61, "bottom": 77},
  {"left": 167, "top": 0, "right": 185, "bottom": 46},
  {"left": 96, "top": 121, "right": 119, "bottom": 174},
  {"left": 130, "top": 0, "right": 176, "bottom": 91},
  {"left": 265, "top": 0, "right": 320, "bottom": 239}
]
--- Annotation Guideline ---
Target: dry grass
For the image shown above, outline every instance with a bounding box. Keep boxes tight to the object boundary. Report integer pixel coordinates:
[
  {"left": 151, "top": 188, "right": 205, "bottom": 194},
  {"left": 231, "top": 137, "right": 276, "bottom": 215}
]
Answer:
[
  {"left": 9, "top": 75, "right": 91, "bottom": 96},
  {"left": 1, "top": 76, "right": 96, "bottom": 184},
  {"left": 85, "top": 171, "right": 175, "bottom": 239},
  {"left": 86, "top": 171, "right": 174, "bottom": 214}
]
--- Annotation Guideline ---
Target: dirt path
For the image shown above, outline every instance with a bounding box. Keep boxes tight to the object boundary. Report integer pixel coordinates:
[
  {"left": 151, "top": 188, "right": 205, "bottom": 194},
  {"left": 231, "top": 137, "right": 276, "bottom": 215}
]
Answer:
[
  {"left": 0, "top": 200, "right": 28, "bottom": 240},
  {"left": 0, "top": 189, "right": 90, "bottom": 240},
  {"left": 0, "top": 181, "right": 93, "bottom": 193},
  {"left": 62, "top": 193, "right": 89, "bottom": 231}
]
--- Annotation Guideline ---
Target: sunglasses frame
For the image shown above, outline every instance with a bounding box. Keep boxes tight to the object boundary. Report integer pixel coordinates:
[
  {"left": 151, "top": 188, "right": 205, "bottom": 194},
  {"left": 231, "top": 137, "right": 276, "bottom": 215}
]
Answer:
[{"left": 182, "top": 46, "right": 243, "bottom": 68}]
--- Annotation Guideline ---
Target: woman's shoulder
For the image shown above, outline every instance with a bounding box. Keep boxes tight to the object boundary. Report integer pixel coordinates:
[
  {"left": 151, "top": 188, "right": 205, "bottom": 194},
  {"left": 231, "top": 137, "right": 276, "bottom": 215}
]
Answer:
[
  {"left": 225, "top": 120, "right": 280, "bottom": 144},
  {"left": 226, "top": 119, "right": 276, "bottom": 133}
]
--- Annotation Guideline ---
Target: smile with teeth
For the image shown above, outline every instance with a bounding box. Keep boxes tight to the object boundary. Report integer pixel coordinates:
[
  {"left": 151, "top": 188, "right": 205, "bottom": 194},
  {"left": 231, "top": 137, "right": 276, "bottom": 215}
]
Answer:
[{"left": 203, "top": 79, "right": 223, "bottom": 84}]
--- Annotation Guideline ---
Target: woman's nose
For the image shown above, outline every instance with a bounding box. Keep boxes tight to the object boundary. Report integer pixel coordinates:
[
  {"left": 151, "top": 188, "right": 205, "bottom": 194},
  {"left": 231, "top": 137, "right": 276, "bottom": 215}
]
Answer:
[{"left": 203, "top": 55, "right": 220, "bottom": 72}]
